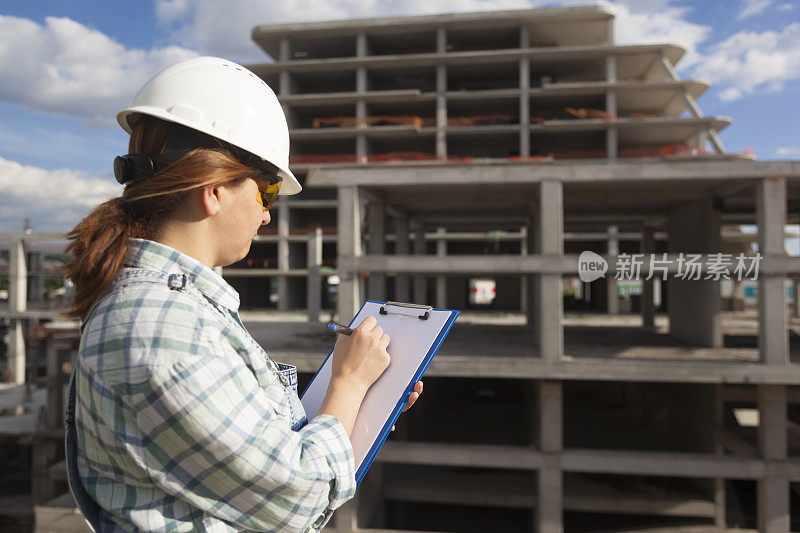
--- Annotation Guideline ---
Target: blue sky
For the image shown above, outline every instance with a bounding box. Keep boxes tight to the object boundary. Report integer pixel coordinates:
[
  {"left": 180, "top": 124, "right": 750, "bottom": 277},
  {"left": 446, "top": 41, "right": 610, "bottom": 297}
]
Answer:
[{"left": 0, "top": 0, "right": 798, "bottom": 232}]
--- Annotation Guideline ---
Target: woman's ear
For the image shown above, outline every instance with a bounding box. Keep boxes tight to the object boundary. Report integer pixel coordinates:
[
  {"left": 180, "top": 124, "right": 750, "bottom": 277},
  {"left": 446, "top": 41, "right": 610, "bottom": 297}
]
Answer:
[{"left": 199, "top": 185, "right": 221, "bottom": 217}]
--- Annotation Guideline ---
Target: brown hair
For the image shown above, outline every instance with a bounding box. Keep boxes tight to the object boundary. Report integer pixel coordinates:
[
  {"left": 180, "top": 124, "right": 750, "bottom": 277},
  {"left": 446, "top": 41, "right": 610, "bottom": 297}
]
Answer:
[{"left": 64, "top": 115, "right": 259, "bottom": 321}]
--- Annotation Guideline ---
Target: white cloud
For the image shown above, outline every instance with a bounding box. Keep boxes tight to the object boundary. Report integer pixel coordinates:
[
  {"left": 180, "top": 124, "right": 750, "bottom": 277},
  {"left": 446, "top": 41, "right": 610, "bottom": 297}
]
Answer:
[
  {"left": 738, "top": 0, "right": 772, "bottom": 19},
  {"left": 0, "top": 15, "right": 197, "bottom": 128},
  {"left": 776, "top": 147, "right": 800, "bottom": 156},
  {"left": 0, "top": 156, "right": 119, "bottom": 232},
  {"left": 777, "top": 3, "right": 795, "bottom": 11},
  {"left": 694, "top": 23, "right": 800, "bottom": 101},
  {"left": 612, "top": 3, "right": 711, "bottom": 71}
]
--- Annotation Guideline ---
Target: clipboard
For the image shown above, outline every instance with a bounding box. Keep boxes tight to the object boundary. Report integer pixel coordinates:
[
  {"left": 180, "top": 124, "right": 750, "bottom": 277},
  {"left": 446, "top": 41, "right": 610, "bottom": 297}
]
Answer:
[{"left": 300, "top": 300, "right": 459, "bottom": 485}]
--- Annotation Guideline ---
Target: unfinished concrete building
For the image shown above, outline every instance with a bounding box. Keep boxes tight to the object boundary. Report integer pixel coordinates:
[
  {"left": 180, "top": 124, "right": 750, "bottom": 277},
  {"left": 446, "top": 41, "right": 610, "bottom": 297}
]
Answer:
[
  {"left": 240, "top": 5, "right": 800, "bottom": 533},
  {"left": 3, "top": 4, "right": 800, "bottom": 533}
]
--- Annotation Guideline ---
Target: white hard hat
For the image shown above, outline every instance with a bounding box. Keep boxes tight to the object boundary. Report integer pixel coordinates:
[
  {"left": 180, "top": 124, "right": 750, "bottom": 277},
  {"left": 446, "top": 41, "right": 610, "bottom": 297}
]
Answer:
[{"left": 117, "top": 56, "right": 301, "bottom": 195}]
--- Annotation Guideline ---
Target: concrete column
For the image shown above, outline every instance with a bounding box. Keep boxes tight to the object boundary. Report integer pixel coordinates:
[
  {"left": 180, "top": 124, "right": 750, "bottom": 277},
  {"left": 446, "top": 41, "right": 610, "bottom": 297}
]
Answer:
[
  {"left": 696, "top": 127, "right": 709, "bottom": 153},
  {"left": 356, "top": 32, "right": 368, "bottom": 164},
  {"left": 605, "top": 55, "right": 618, "bottom": 160},
  {"left": 641, "top": 225, "right": 655, "bottom": 328},
  {"left": 277, "top": 199, "right": 290, "bottom": 311},
  {"left": 606, "top": 225, "right": 619, "bottom": 315},
  {"left": 538, "top": 181, "right": 563, "bottom": 359},
  {"left": 537, "top": 381, "right": 563, "bottom": 533},
  {"left": 307, "top": 228, "right": 323, "bottom": 323},
  {"left": 667, "top": 199, "right": 722, "bottom": 347},
  {"left": 335, "top": 496, "right": 358, "bottom": 532},
  {"left": 713, "top": 384, "right": 726, "bottom": 528},
  {"left": 337, "top": 186, "right": 362, "bottom": 322},
  {"left": 435, "top": 227, "right": 447, "bottom": 308},
  {"left": 757, "top": 177, "right": 788, "bottom": 364},
  {"left": 412, "top": 222, "right": 428, "bottom": 304},
  {"left": 366, "top": 200, "right": 386, "bottom": 300},
  {"left": 757, "top": 385, "right": 789, "bottom": 533},
  {"left": 521, "top": 225, "right": 528, "bottom": 314},
  {"left": 526, "top": 213, "right": 540, "bottom": 337},
  {"left": 519, "top": 25, "right": 530, "bottom": 158},
  {"left": 28, "top": 252, "right": 44, "bottom": 304},
  {"left": 395, "top": 215, "right": 411, "bottom": 302},
  {"left": 8, "top": 238, "right": 27, "bottom": 384},
  {"left": 436, "top": 28, "right": 447, "bottom": 160},
  {"left": 279, "top": 37, "right": 291, "bottom": 94},
  {"left": 793, "top": 276, "right": 800, "bottom": 317},
  {"left": 278, "top": 37, "right": 294, "bottom": 129}
]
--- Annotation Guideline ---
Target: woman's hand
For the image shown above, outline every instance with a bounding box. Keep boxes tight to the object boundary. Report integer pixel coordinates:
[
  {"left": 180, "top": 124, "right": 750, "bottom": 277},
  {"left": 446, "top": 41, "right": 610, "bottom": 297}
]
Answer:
[
  {"left": 329, "top": 316, "right": 390, "bottom": 395},
  {"left": 392, "top": 380, "right": 423, "bottom": 431},
  {"left": 319, "top": 316, "right": 390, "bottom": 438}
]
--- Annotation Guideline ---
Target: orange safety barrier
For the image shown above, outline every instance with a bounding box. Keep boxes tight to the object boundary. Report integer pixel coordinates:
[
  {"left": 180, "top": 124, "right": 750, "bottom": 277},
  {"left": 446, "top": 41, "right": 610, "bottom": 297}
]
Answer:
[
  {"left": 564, "top": 107, "right": 615, "bottom": 120},
  {"left": 447, "top": 114, "right": 519, "bottom": 127},
  {"left": 290, "top": 154, "right": 357, "bottom": 164},
  {"left": 367, "top": 151, "right": 437, "bottom": 162},
  {"left": 312, "top": 115, "right": 423, "bottom": 128}
]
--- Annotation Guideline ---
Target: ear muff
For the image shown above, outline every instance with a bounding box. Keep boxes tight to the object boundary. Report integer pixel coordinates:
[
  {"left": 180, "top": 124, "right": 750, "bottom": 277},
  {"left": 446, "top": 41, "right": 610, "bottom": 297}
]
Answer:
[{"left": 114, "top": 154, "right": 158, "bottom": 184}]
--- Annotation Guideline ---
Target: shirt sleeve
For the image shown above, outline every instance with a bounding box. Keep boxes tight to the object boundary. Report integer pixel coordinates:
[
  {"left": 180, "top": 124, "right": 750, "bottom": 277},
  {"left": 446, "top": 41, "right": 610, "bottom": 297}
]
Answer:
[{"left": 125, "top": 349, "right": 357, "bottom": 532}]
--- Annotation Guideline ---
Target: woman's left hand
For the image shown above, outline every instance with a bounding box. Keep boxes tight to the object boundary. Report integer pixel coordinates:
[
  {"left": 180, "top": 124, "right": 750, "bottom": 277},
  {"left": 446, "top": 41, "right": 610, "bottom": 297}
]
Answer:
[{"left": 391, "top": 381, "right": 423, "bottom": 432}]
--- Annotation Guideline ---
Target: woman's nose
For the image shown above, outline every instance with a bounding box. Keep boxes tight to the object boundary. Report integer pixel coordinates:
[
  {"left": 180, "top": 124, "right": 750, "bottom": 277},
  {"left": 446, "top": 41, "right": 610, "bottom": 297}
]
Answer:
[{"left": 262, "top": 209, "right": 271, "bottom": 225}]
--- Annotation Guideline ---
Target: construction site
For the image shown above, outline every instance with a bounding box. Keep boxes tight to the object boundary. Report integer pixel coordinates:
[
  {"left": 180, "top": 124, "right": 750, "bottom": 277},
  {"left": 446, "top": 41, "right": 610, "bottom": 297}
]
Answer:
[{"left": 2, "top": 5, "right": 800, "bottom": 533}]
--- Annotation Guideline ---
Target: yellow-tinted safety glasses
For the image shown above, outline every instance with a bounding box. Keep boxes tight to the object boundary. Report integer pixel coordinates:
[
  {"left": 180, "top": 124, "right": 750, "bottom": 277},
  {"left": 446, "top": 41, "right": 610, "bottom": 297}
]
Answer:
[{"left": 255, "top": 174, "right": 282, "bottom": 211}]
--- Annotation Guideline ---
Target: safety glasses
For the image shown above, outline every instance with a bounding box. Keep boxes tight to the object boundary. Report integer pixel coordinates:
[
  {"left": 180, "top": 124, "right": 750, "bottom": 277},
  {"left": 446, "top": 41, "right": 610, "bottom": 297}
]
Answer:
[{"left": 255, "top": 173, "right": 282, "bottom": 211}]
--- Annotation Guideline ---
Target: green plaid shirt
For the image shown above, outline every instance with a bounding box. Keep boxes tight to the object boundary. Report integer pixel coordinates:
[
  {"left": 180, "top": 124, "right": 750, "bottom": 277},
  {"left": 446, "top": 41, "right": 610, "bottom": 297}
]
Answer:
[{"left": 74, "top": 238, "right": 355, "bottom": 532}]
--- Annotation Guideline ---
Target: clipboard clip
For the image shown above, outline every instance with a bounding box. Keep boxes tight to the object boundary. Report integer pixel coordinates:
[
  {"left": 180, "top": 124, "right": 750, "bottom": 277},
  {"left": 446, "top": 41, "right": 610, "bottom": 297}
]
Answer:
[{"left": 379, "top": 301, "right": 432, "bottom": 320}]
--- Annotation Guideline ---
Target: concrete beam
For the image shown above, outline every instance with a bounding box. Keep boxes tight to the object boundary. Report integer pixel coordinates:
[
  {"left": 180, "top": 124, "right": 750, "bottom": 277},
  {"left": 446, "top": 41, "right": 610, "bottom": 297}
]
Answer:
[
  {"left": 280, "top": 353, "right": 800, "bottom": 384},
  {"left": 336, "top": 252, "right": 790, "bottom": 276},
  {"left": 247, "top": 44, "right": 684, "bottom": 75},
  {"left": 307, "top": 160, "right": 800, "bottom": 188},
  {"left": 375, "top": 442, "right": 800, "bottom": 482}
]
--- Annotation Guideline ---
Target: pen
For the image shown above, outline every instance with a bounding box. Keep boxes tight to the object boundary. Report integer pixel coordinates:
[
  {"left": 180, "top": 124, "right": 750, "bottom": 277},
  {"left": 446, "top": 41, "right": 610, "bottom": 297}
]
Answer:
[{"left": 327, "top": 322, "right": 354, "bottom": 335}]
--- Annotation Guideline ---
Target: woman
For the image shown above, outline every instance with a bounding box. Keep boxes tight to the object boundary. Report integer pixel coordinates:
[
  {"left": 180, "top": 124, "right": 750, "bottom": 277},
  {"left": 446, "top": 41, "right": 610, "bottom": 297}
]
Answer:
[{"left": 63, "top": 56, "right": 422, "bottom": 532}]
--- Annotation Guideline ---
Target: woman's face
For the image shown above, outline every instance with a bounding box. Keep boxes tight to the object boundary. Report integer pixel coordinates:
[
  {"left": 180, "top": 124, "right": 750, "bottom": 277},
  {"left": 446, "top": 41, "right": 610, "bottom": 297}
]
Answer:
[{"left": 216, "top": 177, "right": 271, "bottom": 266}]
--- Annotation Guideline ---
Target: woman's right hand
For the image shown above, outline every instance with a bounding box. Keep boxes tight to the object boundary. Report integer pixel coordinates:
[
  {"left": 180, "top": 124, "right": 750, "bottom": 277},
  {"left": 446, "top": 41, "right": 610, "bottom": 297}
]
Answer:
[{"left": 330, "top": 316, "right": 390, "bottom": 395}]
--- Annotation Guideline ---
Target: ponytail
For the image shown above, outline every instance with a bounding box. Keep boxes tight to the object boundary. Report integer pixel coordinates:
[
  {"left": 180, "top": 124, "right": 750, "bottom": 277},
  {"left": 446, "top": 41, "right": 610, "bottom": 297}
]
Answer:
[{"left": 64, "top": 198, "right": 143, "bottom": 320}]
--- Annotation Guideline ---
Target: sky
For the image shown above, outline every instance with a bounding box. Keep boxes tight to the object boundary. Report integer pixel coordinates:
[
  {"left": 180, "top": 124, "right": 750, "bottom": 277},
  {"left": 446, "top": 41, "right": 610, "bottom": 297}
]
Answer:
[{"left": 0, "top": 0, "right": 799, "bottom": 233}]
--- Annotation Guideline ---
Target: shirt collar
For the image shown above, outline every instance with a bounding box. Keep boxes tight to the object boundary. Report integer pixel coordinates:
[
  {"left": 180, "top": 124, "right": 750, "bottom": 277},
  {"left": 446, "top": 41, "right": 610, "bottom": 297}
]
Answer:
[{"left": 125, "top": 238, "right": 240, "bottom": 312}]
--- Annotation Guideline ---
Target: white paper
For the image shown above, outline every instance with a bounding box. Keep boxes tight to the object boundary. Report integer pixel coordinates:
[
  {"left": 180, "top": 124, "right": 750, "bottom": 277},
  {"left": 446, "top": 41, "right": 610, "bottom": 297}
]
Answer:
[{"left": 301, "top": 302, "right": 451, "bottom": 469}]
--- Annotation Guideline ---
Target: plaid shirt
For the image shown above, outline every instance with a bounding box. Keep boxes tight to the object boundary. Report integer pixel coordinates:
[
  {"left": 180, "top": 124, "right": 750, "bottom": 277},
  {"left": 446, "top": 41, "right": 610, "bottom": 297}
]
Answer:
[{"left": 74, "top": 238, "right": 356, "bottom": 532}]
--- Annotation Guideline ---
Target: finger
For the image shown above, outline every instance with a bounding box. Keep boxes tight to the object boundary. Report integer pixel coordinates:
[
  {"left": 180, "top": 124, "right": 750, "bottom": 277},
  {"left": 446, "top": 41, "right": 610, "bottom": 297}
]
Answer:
[
  {"left": 415, "top": 381, "right": 423, "bottom": 394},
  {"left": 379, "top": 333, "right": 390, "bottom": 350},
  {"left": 402, "top": 392, "right": 419, "bottom": 412},
  {"left": 359, "top": 316, "right": 377, "bottom": 330}
]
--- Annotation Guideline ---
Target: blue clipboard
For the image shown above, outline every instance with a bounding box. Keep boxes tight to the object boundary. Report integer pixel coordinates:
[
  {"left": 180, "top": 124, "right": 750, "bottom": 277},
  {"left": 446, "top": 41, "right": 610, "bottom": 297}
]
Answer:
[{"left": 300, "top": 300, "right": 459, "bottom": 485}]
